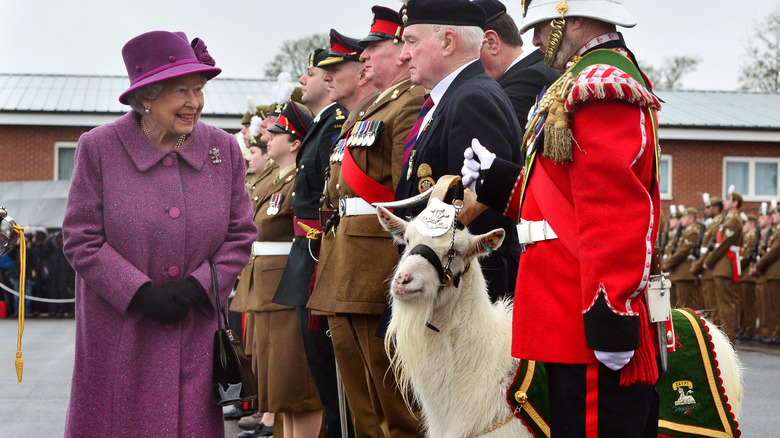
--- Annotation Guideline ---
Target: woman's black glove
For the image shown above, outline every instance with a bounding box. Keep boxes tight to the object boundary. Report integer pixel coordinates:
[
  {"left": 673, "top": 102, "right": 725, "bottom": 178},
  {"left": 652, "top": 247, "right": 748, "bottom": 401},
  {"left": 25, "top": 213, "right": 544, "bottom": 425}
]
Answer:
[
  {"left": 165, "top": 277, "right": 208, "bottom": 307},
  {"left": 132, "top": 283, "right": 189, "bottom": 324}
]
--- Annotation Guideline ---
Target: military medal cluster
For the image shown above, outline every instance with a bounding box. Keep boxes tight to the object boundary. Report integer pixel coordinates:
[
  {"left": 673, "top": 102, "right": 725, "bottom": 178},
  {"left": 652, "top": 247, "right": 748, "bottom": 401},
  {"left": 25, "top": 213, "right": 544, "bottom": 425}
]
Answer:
[{"left": 348, "top": 120, "right": 384, "bottom": 147}]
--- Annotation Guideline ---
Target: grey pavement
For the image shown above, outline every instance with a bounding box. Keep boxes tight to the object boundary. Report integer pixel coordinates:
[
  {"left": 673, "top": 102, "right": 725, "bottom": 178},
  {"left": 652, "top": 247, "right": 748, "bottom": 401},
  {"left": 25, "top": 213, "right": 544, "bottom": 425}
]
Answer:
[{"left": 2, "top": 318, "right": 779, "bottom": 437}]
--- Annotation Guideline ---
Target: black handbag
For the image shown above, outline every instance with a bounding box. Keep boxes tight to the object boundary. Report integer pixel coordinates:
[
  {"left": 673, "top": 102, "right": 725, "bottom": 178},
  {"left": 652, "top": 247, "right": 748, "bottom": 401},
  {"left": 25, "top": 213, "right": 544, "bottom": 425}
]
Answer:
[{"left": 210, "top": 261, "right": 257, "bottom": 406}]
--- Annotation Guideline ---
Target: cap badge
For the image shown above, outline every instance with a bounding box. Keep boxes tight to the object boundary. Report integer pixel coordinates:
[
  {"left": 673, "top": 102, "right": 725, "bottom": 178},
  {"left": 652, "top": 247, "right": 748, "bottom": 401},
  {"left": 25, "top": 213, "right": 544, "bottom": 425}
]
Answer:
[{"left": 415, "top": 198, "right": 455, "bottom": 237}]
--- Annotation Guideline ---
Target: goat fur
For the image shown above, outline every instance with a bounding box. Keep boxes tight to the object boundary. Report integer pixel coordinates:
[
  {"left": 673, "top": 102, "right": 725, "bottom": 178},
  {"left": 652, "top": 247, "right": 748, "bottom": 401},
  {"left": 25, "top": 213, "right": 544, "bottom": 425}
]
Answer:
[{"left": 376, "top": 205, "right": 743, "bottom": 438}]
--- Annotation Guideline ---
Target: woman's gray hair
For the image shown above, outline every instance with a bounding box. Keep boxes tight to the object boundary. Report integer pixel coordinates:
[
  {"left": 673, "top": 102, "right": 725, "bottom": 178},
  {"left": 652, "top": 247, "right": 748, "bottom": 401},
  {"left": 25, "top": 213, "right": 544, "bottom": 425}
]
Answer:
[
  {"left": 429, "top": 24, "right": 484, "bottom": 57},
  {"left": 126, "top": 82, "right": 164, "bottom": 115},
  {"left": 125, "top": 73, "right": 209, "bottom": 115}
]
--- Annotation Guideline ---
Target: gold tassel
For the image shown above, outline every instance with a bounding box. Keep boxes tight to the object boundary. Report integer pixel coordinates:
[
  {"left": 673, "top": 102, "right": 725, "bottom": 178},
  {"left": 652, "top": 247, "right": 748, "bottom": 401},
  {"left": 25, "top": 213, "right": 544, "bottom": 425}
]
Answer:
[{"left": 542, "top": 74, "right": 575, "bottom": 163}]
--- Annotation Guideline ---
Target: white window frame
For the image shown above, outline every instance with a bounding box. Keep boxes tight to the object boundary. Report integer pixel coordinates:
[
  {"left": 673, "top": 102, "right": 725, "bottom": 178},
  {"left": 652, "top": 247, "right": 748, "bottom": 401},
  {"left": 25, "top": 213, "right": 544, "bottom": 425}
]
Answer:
[
  {"left": 722, "top": 156, "right": 780, "bottom": 202},
  {"left": 659, "top": 154, "right": 672, "bottom": 200},
  {"left": 54, "top": 142, "right": 77, "bottom": 180}
]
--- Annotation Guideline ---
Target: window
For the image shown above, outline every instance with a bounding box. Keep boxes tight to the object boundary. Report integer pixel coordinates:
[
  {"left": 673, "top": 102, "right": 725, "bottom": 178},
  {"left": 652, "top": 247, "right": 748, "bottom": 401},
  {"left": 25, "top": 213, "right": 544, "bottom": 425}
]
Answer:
[
  {"left": 55, "top": 142, "right": 77, "bottom": 180},
  {"left": 659, "top": 154, "right": 672, "bottom": 200},
  {"left": 723, "top": 157, "right": 780, "bottom": 201}
]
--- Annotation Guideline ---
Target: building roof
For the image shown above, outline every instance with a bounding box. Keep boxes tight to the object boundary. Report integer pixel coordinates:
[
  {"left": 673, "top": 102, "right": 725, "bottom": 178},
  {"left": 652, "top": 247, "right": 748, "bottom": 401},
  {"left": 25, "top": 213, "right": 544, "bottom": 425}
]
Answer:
[
  {"left": 1, "top": 73, "right": 779, "bottom": 134},
  {"left": 654, "top": 89, "right": 780, "bottom": 130},
  {"left": 0, "top": 73, "right": 276, "bottom": 116}
]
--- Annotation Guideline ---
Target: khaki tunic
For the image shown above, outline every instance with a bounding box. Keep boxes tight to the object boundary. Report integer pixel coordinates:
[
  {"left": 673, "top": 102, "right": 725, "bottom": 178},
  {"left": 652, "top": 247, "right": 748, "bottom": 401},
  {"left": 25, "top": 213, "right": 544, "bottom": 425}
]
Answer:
[{"left": 309, "top": 79, "right": 427, "bottom": 315}]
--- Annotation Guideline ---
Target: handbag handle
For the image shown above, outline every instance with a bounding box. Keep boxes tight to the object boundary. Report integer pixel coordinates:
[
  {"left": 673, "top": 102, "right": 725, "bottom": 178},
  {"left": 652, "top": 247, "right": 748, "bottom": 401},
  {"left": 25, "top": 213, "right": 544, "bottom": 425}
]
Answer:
[{"left": 210, "top": 261, "right": 230, "bottom": 331}]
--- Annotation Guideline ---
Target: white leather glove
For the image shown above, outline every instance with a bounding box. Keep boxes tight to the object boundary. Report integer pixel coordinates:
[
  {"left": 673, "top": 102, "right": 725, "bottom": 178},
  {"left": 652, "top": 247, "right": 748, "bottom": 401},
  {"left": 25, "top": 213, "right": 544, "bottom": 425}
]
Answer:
[
  {"left": 461, "top": 138, "right": 496, "bottom": 192},
  {"left": 594, "top": 350, "right": 634, "bottom": 371}
]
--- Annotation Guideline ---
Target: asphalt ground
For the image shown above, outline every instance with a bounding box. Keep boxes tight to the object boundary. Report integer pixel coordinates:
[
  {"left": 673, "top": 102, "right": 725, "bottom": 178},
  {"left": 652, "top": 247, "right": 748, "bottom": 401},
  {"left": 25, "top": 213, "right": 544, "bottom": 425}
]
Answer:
[{"left": 1, "top": 318, "right": 778, "bottom": 437}]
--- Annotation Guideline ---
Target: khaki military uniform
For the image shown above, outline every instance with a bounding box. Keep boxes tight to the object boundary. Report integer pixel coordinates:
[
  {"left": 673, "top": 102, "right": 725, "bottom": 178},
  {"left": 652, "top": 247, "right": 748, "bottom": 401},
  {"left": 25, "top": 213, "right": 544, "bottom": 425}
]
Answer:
[
  {"left": 692, "top": 215, "right": 721, "bottom": 318},
  {"left": 232, "top": 164, "right": 321, "bottom": 413},
  {"left": 755, "top": 224, "right": 780, "bottom": 341},
  {"left": 704, "top": 211, "right": 743, "bottom": 342},
  {"left": 737, "top": 228, "right": 758, "bottom": 338},
  {"left": 664, "top": 223, "right": 700, "bottom": 309},
  {"left": 309, "top": 79, "right": 427, "bottom": 438}
]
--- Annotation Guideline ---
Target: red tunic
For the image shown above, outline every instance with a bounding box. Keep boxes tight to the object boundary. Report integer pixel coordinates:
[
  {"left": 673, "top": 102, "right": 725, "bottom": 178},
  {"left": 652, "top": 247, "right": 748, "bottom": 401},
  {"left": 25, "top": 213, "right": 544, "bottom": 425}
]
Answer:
[{"left": 480, "top": 52, "right": 662, "bottom": 383}]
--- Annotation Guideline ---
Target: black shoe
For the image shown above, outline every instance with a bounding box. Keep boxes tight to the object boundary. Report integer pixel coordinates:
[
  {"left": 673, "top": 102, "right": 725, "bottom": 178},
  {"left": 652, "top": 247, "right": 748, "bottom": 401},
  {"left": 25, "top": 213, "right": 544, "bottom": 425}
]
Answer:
[
  {"left": 237, "top": 422, "right": 273, "bottom": 437},
  {"left": 223, "top": 404, "right": 250, "bottom": 420}
]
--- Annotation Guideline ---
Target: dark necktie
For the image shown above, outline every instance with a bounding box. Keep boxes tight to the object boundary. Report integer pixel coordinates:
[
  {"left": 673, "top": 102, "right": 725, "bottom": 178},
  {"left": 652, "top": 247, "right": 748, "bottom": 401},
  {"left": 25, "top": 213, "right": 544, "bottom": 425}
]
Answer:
[{"left": 402, "top": 95, "right": 434, "bottom": 165}]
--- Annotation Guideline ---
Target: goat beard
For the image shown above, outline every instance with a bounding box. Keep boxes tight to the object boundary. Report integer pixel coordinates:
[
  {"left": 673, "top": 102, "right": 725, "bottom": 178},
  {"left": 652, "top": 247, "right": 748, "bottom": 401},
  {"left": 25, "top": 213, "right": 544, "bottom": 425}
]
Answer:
[{"left": 384, "top": 296, "right": 437, "bottom": 411}]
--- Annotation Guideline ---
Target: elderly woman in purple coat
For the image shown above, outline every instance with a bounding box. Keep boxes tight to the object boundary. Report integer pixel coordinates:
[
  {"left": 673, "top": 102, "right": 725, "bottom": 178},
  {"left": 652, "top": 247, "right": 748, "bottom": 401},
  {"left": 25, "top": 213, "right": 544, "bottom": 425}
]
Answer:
[{"left": 61, "top": 31, "right": 256, "bottom": 437}]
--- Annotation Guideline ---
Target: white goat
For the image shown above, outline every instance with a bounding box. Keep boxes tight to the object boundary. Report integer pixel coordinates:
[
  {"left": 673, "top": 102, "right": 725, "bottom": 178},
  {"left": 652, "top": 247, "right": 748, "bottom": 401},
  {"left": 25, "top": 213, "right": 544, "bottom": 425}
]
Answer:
[{"left": 376, "top": 204, "right": 743, "bottom": 438}]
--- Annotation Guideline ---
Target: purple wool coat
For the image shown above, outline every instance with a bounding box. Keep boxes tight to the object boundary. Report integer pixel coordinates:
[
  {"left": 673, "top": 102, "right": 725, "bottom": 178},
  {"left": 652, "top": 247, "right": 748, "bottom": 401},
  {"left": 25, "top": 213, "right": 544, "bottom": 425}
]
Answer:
[{"left": 62, "top": 111, "right": 256, "bottom": 437}]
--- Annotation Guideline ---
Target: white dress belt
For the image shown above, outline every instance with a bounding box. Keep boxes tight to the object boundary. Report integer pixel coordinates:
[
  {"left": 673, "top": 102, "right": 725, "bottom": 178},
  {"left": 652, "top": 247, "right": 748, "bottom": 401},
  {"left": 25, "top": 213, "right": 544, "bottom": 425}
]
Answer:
[
  {"left": 517, "top": 219, "right": 558, "bottom": 245},
  {"left": 339, "top": 197, "right": 376, "bottom": 217},
  {"left": 252, "top": 241, "right": 293, "bottom": 256}
]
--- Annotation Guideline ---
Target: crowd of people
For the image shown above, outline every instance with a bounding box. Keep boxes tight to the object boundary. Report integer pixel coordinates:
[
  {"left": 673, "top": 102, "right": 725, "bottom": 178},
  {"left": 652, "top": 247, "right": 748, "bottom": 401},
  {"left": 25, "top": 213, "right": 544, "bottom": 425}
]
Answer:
[
  {"left": 0, "top": 227, "right": 75, "bottom": 318},
  {"left": 662, "top": 192, "right": 780, "bottom": 346},
  {"left": 51, "top": 0, "right": 759, "bottom": 437}
]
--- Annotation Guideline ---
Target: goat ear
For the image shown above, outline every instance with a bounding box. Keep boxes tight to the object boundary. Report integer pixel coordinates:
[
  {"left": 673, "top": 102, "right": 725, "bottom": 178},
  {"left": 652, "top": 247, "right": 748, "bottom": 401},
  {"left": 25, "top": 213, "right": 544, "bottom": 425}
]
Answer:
[
  {"left": 376, "top": 205, "right": 407, "bottom": 243},
  {"left": 469, "top": 228, "right": 505, "bottom": 257}
]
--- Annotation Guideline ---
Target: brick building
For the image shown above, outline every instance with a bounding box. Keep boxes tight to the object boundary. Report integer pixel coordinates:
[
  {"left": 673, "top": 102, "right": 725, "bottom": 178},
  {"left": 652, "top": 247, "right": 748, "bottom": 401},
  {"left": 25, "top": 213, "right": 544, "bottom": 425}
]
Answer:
[{"left": 1, "top": 74, "right": 779, "bottom": 227}]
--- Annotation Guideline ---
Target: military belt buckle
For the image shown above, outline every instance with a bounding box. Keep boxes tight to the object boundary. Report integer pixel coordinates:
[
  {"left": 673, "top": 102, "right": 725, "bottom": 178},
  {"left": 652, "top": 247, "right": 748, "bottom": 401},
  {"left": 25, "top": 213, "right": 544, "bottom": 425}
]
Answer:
[{"left": 338, "top": 198, "right": 347, "bottom": 217}]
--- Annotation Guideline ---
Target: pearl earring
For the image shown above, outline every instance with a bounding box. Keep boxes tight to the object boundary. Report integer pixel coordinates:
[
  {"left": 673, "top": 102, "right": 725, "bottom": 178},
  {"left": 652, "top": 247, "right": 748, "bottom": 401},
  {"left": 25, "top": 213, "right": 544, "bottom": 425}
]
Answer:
[{"left": 144, "top": 108, "right": 150, "bottom": 114}]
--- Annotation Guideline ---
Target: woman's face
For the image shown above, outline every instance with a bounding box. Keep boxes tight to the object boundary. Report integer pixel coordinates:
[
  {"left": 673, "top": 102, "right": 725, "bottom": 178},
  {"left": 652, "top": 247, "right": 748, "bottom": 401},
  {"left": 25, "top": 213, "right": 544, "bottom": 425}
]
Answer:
[
  {"left": 266, "top": 132, "right": 293, "bottom": 162},
  {"left": 144, "top": 73, "right": 206, "bottom": 138}
]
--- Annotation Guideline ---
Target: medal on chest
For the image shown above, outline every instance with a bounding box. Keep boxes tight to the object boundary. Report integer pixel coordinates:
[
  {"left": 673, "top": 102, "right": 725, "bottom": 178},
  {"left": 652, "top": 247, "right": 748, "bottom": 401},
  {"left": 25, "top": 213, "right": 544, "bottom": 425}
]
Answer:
[
  {"left": 331, "top": 138, "right": 347, "bottom": 163},
  {"left": 267, "top": 193, "right": 284, "bottom": 216}
]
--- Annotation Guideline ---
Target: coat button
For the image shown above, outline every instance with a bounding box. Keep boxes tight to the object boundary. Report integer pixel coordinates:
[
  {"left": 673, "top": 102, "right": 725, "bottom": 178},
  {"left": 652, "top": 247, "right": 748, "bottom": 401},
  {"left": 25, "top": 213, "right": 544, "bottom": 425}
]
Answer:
[
  {"left": 162, "top": 156, "right": 174, "bottom": 167},
  {"left": 169, "top": 207, "right": 180, "bottom": 218},
  {"left": 336, "top": 183, "right": 340, "bottom": 190},
  {"left": 168, "top": 266, "right": 180, "bottom": 277},
  {"left": 300, "top": 165, "right": 305, "bottom": 170}
]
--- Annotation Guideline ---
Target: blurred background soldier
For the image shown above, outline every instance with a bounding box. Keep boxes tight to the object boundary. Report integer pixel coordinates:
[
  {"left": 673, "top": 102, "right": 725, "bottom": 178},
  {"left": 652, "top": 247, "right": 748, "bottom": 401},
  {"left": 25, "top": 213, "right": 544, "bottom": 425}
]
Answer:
[
  {"left": 753, "top": 205, "right": 780, "bottom": 344},
  {"left": 691, "top": 194, "right": 723, "bottom": 319},
  {"left": 703, "top": 189, "right": 743, "bottom": 343},
  {"left": 738, "top": 213, "right": 758, "bottom": 340},
  {"left": 664, "top": 207, "right": 700, "bottom": 310}
]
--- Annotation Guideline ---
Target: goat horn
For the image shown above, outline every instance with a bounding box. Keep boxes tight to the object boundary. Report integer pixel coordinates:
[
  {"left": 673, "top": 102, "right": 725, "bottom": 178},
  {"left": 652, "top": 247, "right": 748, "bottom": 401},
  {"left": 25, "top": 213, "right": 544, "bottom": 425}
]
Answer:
[{"left": 372, "top": 189, "right": 433, "bottom": 209}]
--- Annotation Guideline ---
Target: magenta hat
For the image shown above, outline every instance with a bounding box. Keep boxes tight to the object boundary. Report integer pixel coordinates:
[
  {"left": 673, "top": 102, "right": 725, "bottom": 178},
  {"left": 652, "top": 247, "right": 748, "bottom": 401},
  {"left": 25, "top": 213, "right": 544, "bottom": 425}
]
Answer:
[{"left": 119, "top": 30, "right": 222, "bottom": 105}]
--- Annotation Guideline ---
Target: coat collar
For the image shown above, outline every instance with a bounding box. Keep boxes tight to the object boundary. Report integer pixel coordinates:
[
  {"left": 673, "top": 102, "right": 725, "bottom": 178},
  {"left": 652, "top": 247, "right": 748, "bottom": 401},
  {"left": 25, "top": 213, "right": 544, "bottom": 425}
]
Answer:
[
  {"left": 501, "top": 49, "right": 545, "bottom": 81},
  {"left": 115, "top": 111, "right": 213, "bottom": 172},
  {"left": 360, "top": 79, "right": 417, "bottom": 120}
]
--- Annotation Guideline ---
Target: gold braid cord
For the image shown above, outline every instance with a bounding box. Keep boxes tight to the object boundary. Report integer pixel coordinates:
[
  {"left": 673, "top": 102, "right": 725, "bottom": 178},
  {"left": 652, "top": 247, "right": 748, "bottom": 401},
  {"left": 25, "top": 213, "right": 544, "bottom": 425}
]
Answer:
[
  {"left": 543, "top": 2, "right": 569, "bottom": 67},
  {"left": 544, "top": 18, "right": 566, "bottom": 67},
  {"left": 12, "top": 224, "right": 26, "bottom": 382}
]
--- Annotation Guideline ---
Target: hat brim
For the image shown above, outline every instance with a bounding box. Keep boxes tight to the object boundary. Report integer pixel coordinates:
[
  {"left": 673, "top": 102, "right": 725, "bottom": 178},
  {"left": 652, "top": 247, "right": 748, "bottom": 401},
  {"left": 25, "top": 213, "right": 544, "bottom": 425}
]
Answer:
[
  {"left": 317, "top": 55, "right": 362, "bottom": 69},
  {"left": 267, "top": 124, "right": 287, "bottom": 134},
  {"left": 119, "top": 63, "right": 222, "bottom": 105},
  {"left": 357, "top": 33, "right": 398, "bottom": 47},
  {"left": 519, "top": 0, "right": 636, "bottom": 34}
]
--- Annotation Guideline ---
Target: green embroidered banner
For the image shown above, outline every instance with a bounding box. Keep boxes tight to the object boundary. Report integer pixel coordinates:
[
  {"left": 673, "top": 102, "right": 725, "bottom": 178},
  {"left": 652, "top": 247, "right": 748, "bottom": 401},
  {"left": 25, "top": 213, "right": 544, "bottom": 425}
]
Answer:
[{"left": 506, "top": 308, "right": 740, "bottom": 438}]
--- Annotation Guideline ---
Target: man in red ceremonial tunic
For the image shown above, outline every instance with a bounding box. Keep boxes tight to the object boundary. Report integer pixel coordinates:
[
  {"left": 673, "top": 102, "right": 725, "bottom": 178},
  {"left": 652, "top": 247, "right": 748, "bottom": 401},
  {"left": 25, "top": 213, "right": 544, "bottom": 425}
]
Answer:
[{"left": 462, "top": 0, "right": 662, "bottom": 436}]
